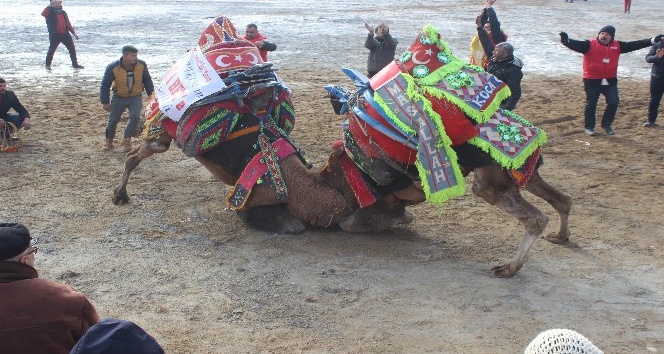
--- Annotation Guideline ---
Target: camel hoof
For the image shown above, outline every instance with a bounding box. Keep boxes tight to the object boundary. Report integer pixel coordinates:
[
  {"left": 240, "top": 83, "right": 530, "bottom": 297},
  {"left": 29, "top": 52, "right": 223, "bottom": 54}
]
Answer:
[
  {"left": 545, "top": 231, "right": 569, "bottom": 245},
  {"left": 112, "top": 188, "right": 129, "bottom": 205},
  {"left": 400, "top": 210, "right": 415, "bottom": 225},
  {"left": 491, "top": 264, "right": 517, "bottom": 278}
]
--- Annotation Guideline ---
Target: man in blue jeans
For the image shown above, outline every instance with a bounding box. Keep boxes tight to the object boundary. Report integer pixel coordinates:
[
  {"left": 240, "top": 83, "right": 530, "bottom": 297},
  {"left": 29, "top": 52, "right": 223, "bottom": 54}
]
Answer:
[
  {"left": 99, "top": 46, "right": 154, "bottom": 152},
  {"left": 560, "top": 26, "right": 663, "bottom": 136},
  {"left": 0, "top": 78, "right": 32, "bottom": 137}
]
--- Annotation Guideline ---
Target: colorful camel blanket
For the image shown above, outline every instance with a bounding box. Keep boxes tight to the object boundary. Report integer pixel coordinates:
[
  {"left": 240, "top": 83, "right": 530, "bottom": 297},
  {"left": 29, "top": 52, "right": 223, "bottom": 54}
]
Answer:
[
  {"left": 142, "top": 16, "right": 295, "bottom": 157},
  {"left": 343, "top": 24, "right": 546, "bottom": 205}
]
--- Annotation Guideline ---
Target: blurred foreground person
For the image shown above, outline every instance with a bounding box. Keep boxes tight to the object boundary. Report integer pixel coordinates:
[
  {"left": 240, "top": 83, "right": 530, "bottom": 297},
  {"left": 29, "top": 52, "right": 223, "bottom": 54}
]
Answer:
[
  {"left": 70, "top": 318, "right": 164, "bottom": 354},
  {"left": 0, "top": 223, "right": 100, "bottom": 354}
]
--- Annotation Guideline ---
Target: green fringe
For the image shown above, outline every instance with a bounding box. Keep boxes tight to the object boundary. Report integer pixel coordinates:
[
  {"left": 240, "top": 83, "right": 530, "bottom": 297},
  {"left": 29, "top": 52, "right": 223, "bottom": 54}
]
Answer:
[
  {"left": 467, "top": 121, "right": 548, "bottom": 170},
  {"left": 373, "top": 92, "right": 417, "bottom": 136}
]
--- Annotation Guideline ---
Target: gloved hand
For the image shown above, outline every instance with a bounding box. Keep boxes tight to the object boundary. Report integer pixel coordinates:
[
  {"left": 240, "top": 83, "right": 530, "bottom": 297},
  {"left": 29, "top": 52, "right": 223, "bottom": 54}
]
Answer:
[
  {"left": 559, "top": 32, "right": 569, "bottom": 43},
  {"left": 653, "top": 34, "right": 664, "bottom": 43}
]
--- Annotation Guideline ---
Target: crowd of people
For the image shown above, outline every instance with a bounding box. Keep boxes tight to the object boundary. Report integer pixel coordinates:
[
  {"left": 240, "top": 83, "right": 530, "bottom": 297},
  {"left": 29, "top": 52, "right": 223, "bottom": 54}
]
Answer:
[{"left": 1, "top": 0, "right": 661, "bottom": 352}]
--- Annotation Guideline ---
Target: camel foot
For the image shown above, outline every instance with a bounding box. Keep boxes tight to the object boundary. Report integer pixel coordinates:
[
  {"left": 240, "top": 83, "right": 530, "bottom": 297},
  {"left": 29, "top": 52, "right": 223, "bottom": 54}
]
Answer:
[
  {"left": 112, "top": 188, "right": 130, "bottom": 205},
  {"left": 240, "top": 204, "right": 306, "bottom": 235},
  {"left": 491, "top": 264, "right": 519, "bottom": 278},
  {"left": 544, "top": 231, "right": 570, "bottom": 245}
]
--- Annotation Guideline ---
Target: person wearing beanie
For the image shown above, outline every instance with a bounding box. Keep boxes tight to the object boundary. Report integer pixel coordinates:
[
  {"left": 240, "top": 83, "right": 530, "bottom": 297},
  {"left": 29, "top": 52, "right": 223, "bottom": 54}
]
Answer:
[
  {"left": 559, "top": 26, "right": 664, "bottom": 136},
  {"left": 0, "top": 223, "right": 100, "bottom": 354},
  {"left": 70, "top": 318, "right": 164, "bottom": 354}
]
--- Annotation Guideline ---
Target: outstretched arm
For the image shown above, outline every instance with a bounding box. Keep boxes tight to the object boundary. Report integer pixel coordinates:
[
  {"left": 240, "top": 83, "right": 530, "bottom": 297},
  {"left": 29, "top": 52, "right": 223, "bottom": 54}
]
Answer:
[
  {"left": 559, "top": 32, "right": 591, "bottom": 54},
  {"left": 620, "top": 35, "right": 663, "bottom": 54},
  {"left": 485, "top": 6, "right": 506, "bottom": 44},
  {"left": 477, "top": 27, "right": 495, "bottom": 58}
]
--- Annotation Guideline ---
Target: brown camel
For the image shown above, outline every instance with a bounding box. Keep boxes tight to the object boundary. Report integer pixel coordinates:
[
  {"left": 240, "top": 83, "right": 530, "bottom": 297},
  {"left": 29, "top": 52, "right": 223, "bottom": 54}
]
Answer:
[{"left": 320, "top": 144, "right": 572, "bottom": 278}]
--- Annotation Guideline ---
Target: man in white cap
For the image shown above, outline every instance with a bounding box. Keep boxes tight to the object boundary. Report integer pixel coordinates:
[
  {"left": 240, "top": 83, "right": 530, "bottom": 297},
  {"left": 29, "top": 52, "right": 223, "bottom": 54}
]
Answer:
[
  {"left": 560, "top": 26, "right": 664, "bottom": 136},
  {"left": 0, "top": 223, "right": 99, "bottom": 354}
]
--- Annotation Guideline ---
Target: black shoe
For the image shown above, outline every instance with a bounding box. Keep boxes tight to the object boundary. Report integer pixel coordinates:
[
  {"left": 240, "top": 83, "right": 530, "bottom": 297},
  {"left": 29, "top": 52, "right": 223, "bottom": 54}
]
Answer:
[
  {"left": 72, "top": 64, "right": 84, "bottom": 69},
  {"left": 46, "top": 63, "right": 51, "bottom": 70},
  {"left": 602, "top": 126, "right": 615, "bottom": 135}
]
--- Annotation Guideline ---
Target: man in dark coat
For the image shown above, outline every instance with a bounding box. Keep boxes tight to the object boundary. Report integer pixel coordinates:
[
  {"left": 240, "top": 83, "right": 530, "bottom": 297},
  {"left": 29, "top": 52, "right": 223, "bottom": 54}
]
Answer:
[
  {"left": 0, "top": 78, "right": 32, "bottom": 135},
  {"left": 477, "top": 28, "right": 523, "bottom": 111},
  {"left": 645, "top": 40, "right": 664, "bottom": 127},
  {"left": 0, "top": 223, "right": 100, "bottom": 354},
  {"left": 364, "top": 22, "right": 398, "bottom": 78}
]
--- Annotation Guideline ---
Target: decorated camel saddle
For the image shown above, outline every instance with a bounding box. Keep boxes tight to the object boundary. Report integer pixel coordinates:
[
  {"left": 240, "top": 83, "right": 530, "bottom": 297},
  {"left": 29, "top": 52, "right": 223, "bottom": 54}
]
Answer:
[
  {"left": 143, "top": 16, "right": 303, "bottom": 209},
  {"left": 325, "top": 24, "right": 547, "bottom": 207},
  {"left": 0, "top": 121, "right": 22, "bottom": 152}
]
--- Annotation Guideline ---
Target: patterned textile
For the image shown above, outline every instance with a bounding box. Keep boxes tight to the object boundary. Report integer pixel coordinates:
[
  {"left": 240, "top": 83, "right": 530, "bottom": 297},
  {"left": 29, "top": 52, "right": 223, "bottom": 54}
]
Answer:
[
  {"left": 338, "top": 146, "right": 378, "bottom": 208},
  {"left": 0, "top": 122, "right": 21, "bottom": 152},
  {"left": 468, "top": 109, "right": 547, "bottom": 170},
  {"left": 226, "top": 138, "right": 296, "bottom": 210},
  {"left": 332, "top": 24, "right": 546, "bottom": 205}
]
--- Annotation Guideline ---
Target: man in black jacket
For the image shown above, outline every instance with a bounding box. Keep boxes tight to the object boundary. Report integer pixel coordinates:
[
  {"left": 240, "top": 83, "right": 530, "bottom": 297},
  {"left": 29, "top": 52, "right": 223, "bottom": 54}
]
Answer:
[
  {"left": 0, "top": 78, "right": 31, "bottom": 135},
  {"left": 41, "top": 0, "right": 83, "bottom": 69},
  {"left": 645, "top": 41, "right": 664, "bottom": 127},
  {"left": 364, "top": 23, "right": 398, "bottom": 78},
  {"left": 477, "top": 31, "right": 522, "bottom": 111}
]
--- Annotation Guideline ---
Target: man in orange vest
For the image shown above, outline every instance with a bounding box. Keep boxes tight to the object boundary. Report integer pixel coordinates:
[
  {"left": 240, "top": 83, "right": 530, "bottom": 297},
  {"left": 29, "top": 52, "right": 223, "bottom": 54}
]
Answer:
[{"left": 560, "top": 26, "right": 663, "bottom": 136}]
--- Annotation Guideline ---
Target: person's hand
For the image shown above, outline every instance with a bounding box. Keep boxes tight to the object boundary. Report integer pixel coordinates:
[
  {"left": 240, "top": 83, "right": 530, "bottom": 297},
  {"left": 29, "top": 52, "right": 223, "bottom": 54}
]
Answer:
[
  {"left": 254, "top": 40, "right": 264, "bottom": 49},
  {"left": 102, "top": 103, "right": 111, "bottom": 112},
  {"left": 485, "top": 0, "right": 496, "bottom": 7},
  {"left": 656, "top": 48, "right": 664, "bottom": 59},
  {"left": 73, "top": 33, "right": 80, "bottom": 40},
  {"left": 364, "top": 22, "right": 374, "bottom": 35},
  {"left": 559, "top": 31, "right": 569, "bottom": 43},
  {"left": 653, "top": 34, "right": 664, "bottom": 43},
  {"left": 22, "top": 118, "right": 31, "bottom": 130},
  {"left": 475, "top": 15, "right": 482, "bottom": 28}
]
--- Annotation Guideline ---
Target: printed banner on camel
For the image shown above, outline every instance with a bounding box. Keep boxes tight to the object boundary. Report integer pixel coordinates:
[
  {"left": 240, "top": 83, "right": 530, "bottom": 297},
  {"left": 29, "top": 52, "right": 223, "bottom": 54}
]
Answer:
[{"left": 156, "top": 46, "right": 226, "bottom": 122}]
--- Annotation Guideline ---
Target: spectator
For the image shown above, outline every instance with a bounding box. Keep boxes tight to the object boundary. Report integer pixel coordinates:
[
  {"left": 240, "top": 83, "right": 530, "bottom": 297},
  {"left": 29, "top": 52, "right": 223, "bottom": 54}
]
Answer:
[
  {"left": 100, "top": 45, "right": 154, "bottom": 152},
  {"left": 364, "top": 22, "right": 398, "bottom": 78},
  {"left": 42, "top": 0, "right": 83, "bottom": 69},
  {"left": 70, "top": 318, "right": 164, "bottom": 354},
  {"left": 0, "top": 78, "right": 32, "bottom": 136},
  {"left": 0, "top": 223, "right": 100, "bottom": 354},
  {"left": 645, "top": 39, "right": 664, "bottom": 127},
  {"left": 242, "top": 23, "right": 277, "bottom": 62},
  {"left": 477, "top": 31, "right": 522, "bottom": 111},
  {"left": 469, "top": 0, "right": 507, "bottom": 70},
  {"left": 525, "top": 328, "right": 603, "bottom": 354},
  {"left": 625, "top": 0, "right": 632, "bottom": 13},
  {"left": 560, "top": 26, "right": 663, "bottom": 136}
]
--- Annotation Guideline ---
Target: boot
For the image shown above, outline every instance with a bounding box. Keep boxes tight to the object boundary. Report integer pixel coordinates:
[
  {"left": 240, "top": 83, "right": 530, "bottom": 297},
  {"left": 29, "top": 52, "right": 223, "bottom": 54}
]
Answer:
[
  {"left": 122, "top": 138, "right": 132, "bottom": 152},
  {"left": 101, "top": 139, "right": 113, "bottom": 151}
]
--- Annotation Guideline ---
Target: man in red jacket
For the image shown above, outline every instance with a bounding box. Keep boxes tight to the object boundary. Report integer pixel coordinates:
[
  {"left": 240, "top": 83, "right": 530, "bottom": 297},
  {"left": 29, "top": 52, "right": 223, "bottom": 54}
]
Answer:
[
  {"left": 0, "top": 223, "right": 99, "bottom": 354},
  {"left": 242, "top": 23, "right": 277, "bottom": 62},
  {"left": 560, "top": 25, "right": 663, "bottom": 136},
  {"left": 42, "top": 0, "right": 83, "bottom": 69}
]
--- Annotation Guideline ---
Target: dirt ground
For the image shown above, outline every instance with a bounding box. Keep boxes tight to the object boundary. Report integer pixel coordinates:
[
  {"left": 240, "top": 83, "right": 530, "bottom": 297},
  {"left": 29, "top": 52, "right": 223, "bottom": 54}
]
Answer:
[{"left": 2, "top": 68, "right": 663, "bottom": 353}]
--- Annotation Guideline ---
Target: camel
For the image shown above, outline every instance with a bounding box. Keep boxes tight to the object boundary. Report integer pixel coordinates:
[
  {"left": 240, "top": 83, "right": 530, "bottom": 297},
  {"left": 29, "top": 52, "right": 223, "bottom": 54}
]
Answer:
[
  {"left": 320, "top": 25, "right": 572, "bottom": 278},
  {"left": 113, "top": 16, "right": 411, "bottom": 234}
]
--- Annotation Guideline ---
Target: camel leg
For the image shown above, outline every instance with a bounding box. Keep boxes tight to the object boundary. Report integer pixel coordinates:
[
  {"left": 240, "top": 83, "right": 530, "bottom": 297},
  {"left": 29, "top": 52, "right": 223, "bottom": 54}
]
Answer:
[
  {"left": 472, "top": 166, "right": 549, "bottom": 278},
  {"left": 524, "top": 170, "right": 572, "bottom": 244},
  {"left": 112, "top": 135, "right": 172, "bottom": 205}
]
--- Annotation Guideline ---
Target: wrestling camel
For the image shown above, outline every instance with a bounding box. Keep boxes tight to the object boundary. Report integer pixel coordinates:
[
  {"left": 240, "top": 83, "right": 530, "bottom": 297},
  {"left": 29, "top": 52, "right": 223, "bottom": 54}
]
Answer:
[{"left": 321, "top": 25, "right": 572, "bottom": 277}]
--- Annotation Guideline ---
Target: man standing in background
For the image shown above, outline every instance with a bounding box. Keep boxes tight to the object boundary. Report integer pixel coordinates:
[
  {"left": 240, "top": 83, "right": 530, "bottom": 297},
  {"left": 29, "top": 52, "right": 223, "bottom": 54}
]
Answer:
[
  {"left": 100, "top": 46, "right": 154, "bottom": 152},
  {"left": 243, "top": 23, "right": 277, "bottom": 62},
  {"left": 42, "top": 0, "right": 83, "bottom": 69},
  {"left": 364, "top": 22, "right": 397, "bottom": 78}
]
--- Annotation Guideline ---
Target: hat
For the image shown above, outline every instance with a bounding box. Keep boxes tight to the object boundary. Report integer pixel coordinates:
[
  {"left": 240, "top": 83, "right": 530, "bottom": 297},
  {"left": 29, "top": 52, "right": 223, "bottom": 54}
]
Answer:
[
  {"left": 0, "top": 223, "right": 31, "bottom": 261},
  {"left": 70, "top": 318, "right": 164, "bottom": 354},
  {"left": 525, "top": 329, "right": 603, "bottom": 354},
  {"left": 598, "top": 25, "right": 616, "bottom": 39}
]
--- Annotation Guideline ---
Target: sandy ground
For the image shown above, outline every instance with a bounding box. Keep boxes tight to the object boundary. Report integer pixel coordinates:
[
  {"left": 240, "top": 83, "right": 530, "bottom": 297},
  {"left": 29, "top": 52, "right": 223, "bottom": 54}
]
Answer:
[
  {"left": 2, "top": 0, "right": 664, "bottom": 351},
  {"left": 2, "top": 69, "right": 663, "bottom": 353}
]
